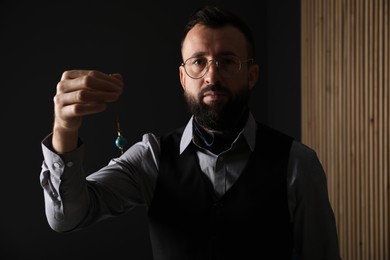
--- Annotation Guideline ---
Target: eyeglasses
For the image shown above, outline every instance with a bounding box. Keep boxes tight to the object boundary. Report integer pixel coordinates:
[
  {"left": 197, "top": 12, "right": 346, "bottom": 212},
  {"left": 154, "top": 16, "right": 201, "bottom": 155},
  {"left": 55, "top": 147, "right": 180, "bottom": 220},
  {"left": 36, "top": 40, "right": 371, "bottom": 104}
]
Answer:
[{"left": 181, "top": 55, "right": 254, "bottom": 79}]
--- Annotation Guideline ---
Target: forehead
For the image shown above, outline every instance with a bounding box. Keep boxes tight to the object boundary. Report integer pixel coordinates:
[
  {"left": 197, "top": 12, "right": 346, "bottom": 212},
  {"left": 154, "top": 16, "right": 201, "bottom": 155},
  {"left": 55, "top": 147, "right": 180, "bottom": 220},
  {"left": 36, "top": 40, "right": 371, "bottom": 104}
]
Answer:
[{"left": 181, "top": 24, "right": 247, "bottom": 59}]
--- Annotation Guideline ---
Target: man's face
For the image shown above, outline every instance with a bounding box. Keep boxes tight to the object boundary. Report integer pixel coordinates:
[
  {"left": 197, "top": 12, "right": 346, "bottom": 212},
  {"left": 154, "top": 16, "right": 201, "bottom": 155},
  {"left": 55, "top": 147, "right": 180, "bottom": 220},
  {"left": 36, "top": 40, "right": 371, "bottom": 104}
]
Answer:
[{"left": 179, "top": 24, "right": 259, "bottom": 131}]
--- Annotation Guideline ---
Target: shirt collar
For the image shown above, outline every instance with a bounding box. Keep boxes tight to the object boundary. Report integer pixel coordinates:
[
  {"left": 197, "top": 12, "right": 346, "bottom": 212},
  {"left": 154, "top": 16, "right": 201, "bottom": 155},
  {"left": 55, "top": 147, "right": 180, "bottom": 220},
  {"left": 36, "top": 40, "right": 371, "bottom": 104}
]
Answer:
[{"left": 179, "top": 112, "right": 257, "bottom": 154}]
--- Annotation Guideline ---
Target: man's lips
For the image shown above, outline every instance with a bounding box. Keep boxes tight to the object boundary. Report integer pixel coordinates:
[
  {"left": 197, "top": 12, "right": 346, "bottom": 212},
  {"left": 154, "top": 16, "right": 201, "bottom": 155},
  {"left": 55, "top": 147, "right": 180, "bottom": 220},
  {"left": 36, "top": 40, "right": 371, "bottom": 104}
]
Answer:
[{"left": 203, "top": 91, "right": 228, "bottom": 102}]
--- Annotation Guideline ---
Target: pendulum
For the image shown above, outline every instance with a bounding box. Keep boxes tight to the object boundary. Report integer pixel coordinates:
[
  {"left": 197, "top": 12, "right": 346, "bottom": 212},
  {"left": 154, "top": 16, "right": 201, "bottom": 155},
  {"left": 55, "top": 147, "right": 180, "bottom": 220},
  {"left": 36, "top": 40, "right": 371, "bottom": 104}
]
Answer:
[
  {"left": 115, "top": 119, "right": 127, "bottom": 154},
  {"left": 115, "top": 104, "right": 128, "bottom": 154},
  {"left": 115, "top": 123, "right": 127, "bottom": 154}
]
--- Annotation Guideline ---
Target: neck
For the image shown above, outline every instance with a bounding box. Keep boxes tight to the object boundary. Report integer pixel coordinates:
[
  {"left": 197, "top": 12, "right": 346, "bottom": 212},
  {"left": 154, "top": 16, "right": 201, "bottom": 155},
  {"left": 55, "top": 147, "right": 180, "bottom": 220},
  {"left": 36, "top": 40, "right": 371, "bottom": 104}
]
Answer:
[
  {"left": 195, "top": 107, "right": 250, "bottom": 137},
  {"left": 192, "top": 109, "right": 250, "bottom": 154}
]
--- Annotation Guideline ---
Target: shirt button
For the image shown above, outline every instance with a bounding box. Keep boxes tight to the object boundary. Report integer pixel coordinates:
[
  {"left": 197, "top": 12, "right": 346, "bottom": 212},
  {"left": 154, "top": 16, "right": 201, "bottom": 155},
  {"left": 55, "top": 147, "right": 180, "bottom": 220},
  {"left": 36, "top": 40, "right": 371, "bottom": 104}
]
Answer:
[
  {"left": 55, "top": 211, "right": 64, "bottom": 221},
  {"left": 53, "top": 162, "right": 62, "bottom": 169},
  {"left": 66, "top": 161, "right": 74, "bottom": 167}
]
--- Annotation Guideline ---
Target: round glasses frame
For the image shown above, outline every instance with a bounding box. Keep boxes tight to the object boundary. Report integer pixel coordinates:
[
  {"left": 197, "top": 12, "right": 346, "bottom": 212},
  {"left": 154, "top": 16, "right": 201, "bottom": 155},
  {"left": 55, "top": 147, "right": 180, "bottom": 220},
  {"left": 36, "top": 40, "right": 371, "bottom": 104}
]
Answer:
[{"left": 181, "top": 56, "right": 254, "bottom": 79}]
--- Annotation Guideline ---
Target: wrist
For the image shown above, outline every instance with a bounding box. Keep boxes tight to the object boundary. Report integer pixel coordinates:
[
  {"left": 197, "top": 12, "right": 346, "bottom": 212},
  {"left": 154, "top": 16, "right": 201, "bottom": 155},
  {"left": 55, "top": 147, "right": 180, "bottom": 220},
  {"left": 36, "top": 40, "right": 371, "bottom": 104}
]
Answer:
[{"left": 52, "top": 124, "right": 79, "bottom": 154}]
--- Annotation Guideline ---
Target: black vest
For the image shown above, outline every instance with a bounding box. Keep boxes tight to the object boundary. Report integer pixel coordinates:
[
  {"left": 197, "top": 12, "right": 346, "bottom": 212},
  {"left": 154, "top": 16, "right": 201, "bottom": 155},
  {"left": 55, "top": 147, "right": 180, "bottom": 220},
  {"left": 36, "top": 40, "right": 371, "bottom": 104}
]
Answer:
[{"left": 147, "top": 122, "right": 294, "bottom": 260}]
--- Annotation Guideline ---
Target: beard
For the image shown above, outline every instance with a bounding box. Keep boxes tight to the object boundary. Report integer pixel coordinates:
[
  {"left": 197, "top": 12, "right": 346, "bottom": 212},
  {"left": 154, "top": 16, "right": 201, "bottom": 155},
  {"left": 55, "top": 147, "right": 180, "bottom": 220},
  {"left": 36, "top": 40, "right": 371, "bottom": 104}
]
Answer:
[{"left": 184, "top": 83, "right": 250, "bottom": 132}]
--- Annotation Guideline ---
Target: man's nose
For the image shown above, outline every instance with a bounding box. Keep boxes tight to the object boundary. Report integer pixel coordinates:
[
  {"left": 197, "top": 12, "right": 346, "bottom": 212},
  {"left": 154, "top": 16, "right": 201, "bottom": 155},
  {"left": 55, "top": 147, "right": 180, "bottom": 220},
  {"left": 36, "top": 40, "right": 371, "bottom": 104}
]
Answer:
[{"left": 204, "top": 60, "right": 220, "bottom": 84}]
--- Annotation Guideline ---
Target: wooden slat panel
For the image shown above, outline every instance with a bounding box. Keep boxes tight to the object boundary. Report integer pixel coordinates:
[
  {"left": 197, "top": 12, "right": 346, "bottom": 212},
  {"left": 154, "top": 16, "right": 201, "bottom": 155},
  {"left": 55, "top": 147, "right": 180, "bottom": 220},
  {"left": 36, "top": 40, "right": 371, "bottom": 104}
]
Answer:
[{"left": 301, "top": 0, "right": 390, "bottom": 259}]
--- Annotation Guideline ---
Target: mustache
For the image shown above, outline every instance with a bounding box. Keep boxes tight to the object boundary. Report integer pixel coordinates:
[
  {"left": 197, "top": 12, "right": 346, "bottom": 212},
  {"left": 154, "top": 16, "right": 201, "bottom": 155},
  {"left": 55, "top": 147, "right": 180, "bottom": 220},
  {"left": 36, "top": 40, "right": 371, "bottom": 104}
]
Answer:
[{"left": 199, "top": 84, "right": 231, "bottom": 97}]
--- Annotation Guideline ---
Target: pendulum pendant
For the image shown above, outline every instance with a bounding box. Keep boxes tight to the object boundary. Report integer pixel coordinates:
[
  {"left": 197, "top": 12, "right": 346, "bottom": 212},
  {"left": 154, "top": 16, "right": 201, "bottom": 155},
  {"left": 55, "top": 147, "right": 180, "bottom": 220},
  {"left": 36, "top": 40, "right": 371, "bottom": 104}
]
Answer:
[
  {"left": 115, "top": 104, "right": 128, "bottom": 154},
  {"left": 115, "top": 128, "right": 127, "bottom": 154}
]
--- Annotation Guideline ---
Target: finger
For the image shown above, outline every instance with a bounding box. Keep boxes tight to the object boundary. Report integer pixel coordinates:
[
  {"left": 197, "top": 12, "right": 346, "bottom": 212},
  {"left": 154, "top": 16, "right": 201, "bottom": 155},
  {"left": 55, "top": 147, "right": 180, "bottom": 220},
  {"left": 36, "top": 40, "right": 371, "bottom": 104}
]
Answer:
[
  {"left": 110, "top": 73, "right": 123, "bottom": 81},
  {"left": 62, "top": 70, "right": 124, "bottom": 85},
  {"left": 60, "top": 102, "right": 108, "bottom": 118},
  {"left": 61, "top": 70, "right": 110, "bottom": 80},
  {"left": 61, "top": 70, "right": 124, "bottom": 88},
  {"left": 57, "top": 74, "right": 123, "bottom": 95},
  {"left": 56, "top": 89, "right": 121, "bottom": 108},
  {"left": 77, "top": 74, "right": 123, "bottom": 92},
  {"left": 61, "top": 70, "right": 90, "bottom": 80}
]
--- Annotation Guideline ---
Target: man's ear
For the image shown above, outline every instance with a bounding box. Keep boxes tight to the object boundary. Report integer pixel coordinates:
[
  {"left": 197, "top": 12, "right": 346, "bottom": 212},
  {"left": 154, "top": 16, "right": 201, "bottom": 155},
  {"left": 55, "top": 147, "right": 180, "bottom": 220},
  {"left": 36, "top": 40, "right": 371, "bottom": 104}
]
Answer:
[{"left": 179, "top": 65, "right": 186, "bottom": 90}]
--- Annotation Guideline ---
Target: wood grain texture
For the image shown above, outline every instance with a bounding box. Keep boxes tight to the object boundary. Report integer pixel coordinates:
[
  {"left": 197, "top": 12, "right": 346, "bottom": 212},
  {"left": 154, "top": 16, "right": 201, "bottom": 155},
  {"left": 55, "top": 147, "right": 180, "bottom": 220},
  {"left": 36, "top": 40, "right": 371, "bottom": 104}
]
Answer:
[{"left": 301, "top": 0, "right": 390, "bottom": 259}]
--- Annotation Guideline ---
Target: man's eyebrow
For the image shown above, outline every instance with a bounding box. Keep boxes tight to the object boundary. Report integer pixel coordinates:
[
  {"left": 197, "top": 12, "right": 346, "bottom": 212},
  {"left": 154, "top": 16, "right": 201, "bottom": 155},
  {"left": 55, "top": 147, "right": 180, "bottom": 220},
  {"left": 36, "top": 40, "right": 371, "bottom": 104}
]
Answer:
[
  {"left": 188, "top": 51, "right": 238, "bottom": 58},
  {"left": 189, "top": 52, "right": 208, "bottom": 58},
  {"left": 217, "top": 51, "right": 238, "bottom": 57}
]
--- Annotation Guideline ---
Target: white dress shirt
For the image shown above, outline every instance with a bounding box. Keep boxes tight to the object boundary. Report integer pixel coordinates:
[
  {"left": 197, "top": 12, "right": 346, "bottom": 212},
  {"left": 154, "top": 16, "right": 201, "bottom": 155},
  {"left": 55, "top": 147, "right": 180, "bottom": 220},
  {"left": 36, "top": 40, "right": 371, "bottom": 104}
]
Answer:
[{"left": 40, "top": 113, "right": 341, "bottom": 260}]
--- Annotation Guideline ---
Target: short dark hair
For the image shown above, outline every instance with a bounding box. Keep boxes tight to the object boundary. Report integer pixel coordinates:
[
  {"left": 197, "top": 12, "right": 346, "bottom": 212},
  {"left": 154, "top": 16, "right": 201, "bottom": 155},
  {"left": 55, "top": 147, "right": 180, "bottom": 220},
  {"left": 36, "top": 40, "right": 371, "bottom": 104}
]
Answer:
[{"left": 181, "top": 5, "right": 255, "bottom": 58}]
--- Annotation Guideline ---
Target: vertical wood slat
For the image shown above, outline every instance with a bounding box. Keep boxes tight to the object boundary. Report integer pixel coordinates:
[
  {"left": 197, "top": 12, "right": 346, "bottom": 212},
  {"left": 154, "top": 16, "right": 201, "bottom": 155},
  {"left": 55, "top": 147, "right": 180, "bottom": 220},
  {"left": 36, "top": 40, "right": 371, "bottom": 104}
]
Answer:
[
  {"left": 364, "top": 0, "right": 370, "bottom": 258},
  {"left": 301, "top": 0, "right": 390, "bottom": 259},
  {"left": 383, "top": 0, "right": 390, "bottom": 256},
  {"left": 355, "top": 0, "right": 363, "bottom": 258}
]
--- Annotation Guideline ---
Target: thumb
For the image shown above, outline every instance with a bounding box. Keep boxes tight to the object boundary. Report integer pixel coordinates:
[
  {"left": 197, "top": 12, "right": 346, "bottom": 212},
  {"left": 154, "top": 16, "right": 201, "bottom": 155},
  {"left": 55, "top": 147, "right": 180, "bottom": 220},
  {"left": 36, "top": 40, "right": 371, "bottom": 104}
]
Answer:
[{"left": 110, "top": 73, "right": 123, "bottom": 81}]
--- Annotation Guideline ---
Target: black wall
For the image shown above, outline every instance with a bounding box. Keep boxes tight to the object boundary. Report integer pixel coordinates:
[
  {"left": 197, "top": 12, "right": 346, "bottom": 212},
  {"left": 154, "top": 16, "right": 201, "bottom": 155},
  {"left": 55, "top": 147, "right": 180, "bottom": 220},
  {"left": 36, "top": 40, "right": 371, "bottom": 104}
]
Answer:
[{"left": 0, "top": 0, "right": 300, "bottom": 259}]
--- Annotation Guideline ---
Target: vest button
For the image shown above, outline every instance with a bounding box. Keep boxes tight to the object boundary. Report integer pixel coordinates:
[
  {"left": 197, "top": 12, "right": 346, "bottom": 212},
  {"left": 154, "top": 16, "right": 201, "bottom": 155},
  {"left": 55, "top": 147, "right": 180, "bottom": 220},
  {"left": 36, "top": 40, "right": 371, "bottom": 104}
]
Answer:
[{"left": 213, "top": 201, "right": 223, "bottom": 208}]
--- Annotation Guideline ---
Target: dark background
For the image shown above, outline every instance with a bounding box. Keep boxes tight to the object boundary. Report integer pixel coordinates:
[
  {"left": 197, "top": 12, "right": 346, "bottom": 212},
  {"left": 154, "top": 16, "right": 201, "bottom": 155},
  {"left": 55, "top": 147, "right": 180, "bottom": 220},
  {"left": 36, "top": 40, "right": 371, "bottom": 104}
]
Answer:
[{"left": 0, "top": 0, "right": 300, "bottom": 259}]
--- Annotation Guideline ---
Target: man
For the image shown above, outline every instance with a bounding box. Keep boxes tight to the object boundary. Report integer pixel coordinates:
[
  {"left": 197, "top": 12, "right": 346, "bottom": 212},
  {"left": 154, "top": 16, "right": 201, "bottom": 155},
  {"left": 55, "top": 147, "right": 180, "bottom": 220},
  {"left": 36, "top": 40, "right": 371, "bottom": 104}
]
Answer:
[{"left": 40, "top": 5, "right": 341, "bottom": 260}]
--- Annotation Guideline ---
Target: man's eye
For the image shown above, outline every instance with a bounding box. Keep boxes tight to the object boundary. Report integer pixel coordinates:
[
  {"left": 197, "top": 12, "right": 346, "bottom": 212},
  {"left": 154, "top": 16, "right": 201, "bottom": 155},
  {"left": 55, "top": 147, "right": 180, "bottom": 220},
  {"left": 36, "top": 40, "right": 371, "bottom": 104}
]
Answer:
[
  {"left": 218, "top": 57, "right": 235, "bottom": 65},
  {"left": 193, "top": 58, "right": 207, "bottom": 66}
]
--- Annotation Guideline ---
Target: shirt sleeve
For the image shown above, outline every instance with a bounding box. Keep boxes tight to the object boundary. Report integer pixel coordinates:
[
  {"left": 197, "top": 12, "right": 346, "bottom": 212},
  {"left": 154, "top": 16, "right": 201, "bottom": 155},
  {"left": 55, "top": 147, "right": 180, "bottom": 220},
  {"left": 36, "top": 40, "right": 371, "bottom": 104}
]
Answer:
[
  {"left": 287, "top": 141, "right": 342, "bottom": 260},
  {"left": 39, "top": 133, "right": 160, "bottom": 233}
]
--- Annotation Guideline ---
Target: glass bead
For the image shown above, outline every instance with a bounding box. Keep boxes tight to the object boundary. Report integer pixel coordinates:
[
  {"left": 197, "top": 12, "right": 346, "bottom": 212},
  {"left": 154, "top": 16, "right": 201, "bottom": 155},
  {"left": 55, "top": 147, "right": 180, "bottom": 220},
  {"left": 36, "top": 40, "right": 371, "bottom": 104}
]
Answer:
[{"left": 115, "top": 136, "right": 128, "bottom": 150}]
